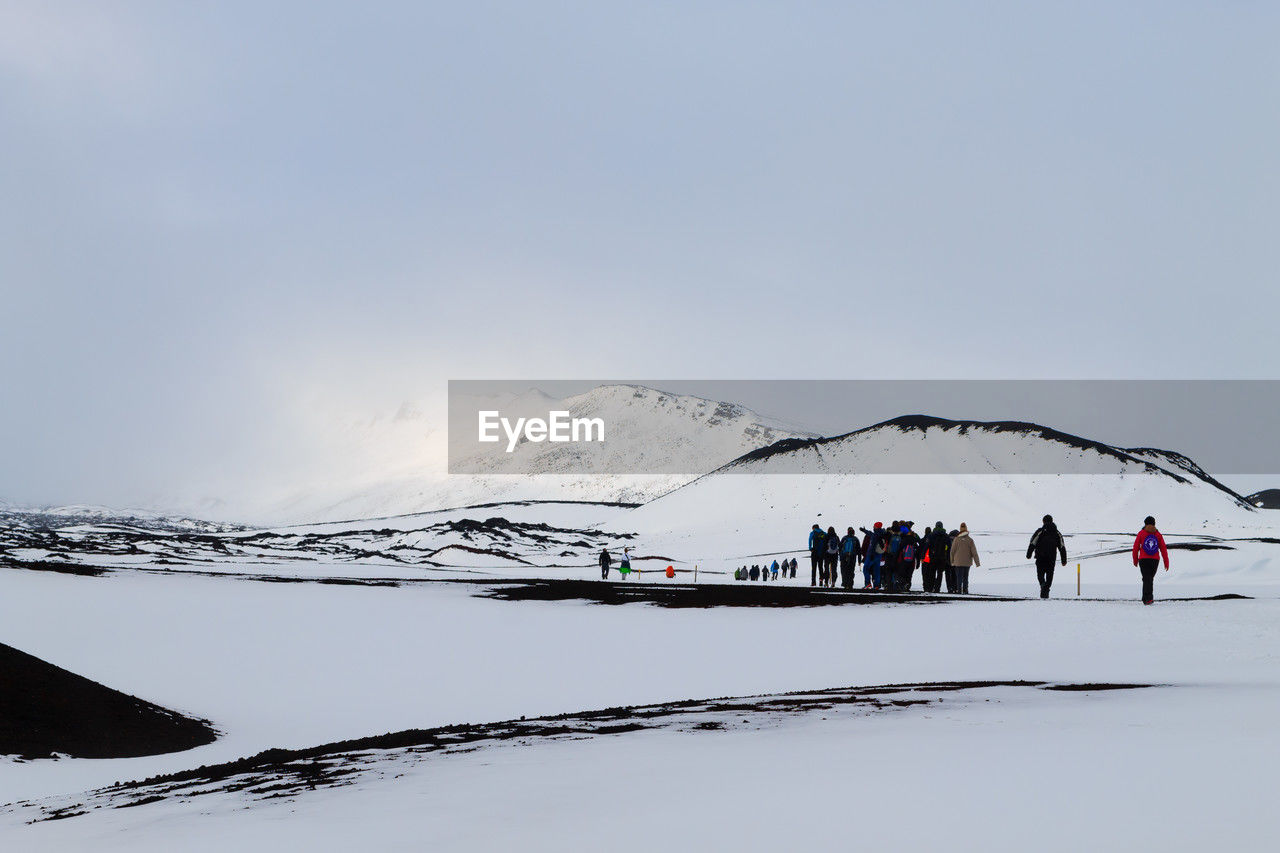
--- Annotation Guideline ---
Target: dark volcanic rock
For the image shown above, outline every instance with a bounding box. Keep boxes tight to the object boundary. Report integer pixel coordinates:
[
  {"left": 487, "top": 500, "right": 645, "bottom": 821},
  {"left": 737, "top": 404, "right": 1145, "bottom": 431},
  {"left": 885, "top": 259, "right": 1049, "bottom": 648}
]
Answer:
[
  {"left": 0, "top": 642, "right": 216, "bottom": 759},
  {"left": 1244, "top": 489, "right": 1280, "bottom": 509}
]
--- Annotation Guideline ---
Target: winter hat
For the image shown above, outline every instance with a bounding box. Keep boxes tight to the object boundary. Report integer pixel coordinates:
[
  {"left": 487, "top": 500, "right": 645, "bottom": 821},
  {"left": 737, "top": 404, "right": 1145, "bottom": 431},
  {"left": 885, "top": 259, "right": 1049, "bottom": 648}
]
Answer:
[
  {"left": 1144, "top": 515, "right": 1156, "bottom": 526},
  {"left": 1043, "top": 514, "right": 1053, "bottom": 524},
  {"left": 959, "top": 522, "right": 968, "bottom": 533},
  {"left": 874, "top": 522, "right": 882, "bottom": 529}
]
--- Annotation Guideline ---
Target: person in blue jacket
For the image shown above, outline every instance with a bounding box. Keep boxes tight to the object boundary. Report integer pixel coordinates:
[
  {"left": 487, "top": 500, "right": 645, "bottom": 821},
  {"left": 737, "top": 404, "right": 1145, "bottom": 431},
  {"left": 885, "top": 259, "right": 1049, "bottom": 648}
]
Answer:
[
  {"left": 839, "top": 527, "right": 861, "bottom": 589},
  {"left": 808, "top": 523, "right": 825, "bottom": 587}
]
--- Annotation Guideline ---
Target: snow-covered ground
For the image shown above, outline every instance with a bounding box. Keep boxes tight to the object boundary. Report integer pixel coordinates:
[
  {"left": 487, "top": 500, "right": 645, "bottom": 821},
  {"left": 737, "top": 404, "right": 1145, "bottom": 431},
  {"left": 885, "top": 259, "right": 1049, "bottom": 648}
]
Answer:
[{"left": 1, "top": 559, "right": 1277, "bottom": 850}]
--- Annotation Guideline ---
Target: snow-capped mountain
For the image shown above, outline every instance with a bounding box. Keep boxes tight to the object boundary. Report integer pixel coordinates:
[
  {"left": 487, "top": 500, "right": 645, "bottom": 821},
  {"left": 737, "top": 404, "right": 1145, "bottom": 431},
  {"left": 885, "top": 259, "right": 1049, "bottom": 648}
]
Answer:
[
  {"left": 236, "top": 384, "right": 816, "bottom": 524},
  {"left": 613, "top": 415, "right": 1268, "bottom": 556}
]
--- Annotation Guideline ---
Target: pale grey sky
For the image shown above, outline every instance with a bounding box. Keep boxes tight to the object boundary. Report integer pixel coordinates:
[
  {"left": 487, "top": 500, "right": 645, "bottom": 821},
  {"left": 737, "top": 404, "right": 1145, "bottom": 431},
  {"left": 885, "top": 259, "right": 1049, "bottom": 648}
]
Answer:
[{"left": 2, "top": 2, "right": 1278, "bottom": 508}]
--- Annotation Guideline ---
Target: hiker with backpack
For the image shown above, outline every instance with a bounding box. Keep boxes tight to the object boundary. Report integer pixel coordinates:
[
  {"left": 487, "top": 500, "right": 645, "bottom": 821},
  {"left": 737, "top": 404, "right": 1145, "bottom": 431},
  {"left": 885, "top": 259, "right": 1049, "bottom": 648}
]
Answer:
[
  {"left": 770, "top": 559, "right": 781, "bottom": 581},
  {"left": 895, "top": 523, "right": 921, "bottom": 592},
  {"left": 860, "top": 522, "right": 887, "bottom": 589},
  {"left": 949, "top": 523, "right": 979, "bottom": 593},
  {"left": 620, "top": 546, "right": 634, "bottom": 580},
  {"left": 922, "top": 522, "right": 950, "bottom": 592},
  {"left": 808, "top": 524, "right": 825, "bottom": 587},
  {"left": 1132, "top": 516, "right": 1170, "bottom": 604},
  {"left": 839, "top": 527, "right": 861, "bottom": 590},
  {"left": 823, "top": 526, "right": 840, "bottom": 588},
  {"left": 789, "top": 557, "right": 798, "bottom": 579},
  {"left": 599, "top": 548, "right": 611, "bottom": 580},
  {"left": 1026, "top": 515, "right": 1068, "bottom": 598}
]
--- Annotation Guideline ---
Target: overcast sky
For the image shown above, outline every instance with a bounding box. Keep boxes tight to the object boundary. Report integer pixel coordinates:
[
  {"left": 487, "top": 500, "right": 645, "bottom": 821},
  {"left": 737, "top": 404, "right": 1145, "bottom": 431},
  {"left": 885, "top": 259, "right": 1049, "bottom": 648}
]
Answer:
[{"left": 2, "top": 2, "right": 1278, "bottom": 510}]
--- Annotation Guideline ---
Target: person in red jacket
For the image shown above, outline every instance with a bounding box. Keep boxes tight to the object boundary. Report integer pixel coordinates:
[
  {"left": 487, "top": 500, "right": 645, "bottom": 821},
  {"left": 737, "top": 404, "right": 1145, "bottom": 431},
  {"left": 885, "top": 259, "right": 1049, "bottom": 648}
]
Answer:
[{"left": 1132, "top": 515, "right": 1170, "bottom": 604}]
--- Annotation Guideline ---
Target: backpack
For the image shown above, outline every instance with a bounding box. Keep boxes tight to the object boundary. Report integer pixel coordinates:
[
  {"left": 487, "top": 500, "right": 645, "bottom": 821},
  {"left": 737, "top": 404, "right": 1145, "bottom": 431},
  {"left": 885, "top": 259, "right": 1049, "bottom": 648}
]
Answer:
[
  {"left": 875, "top": 536, "right": 888, "bottom": 555},
  {"left": 901, "top": 541, "right": 916, "bottom": 562},
  {"left": 1141, "top": 533, "right": 1160, "bottom": 557}
]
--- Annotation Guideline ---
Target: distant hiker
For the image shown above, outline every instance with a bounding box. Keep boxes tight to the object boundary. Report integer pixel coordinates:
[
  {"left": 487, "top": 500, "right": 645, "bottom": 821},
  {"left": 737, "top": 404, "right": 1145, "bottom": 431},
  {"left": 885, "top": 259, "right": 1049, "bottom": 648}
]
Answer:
[
  {"left": 770, "top": 559, "right": 781, "bottom": 581},
  {"left": 860, "top": 522, "right": 887, "bottom": 589},
  {"left": 789, "top": 557, "right": 798, "bottom": 579},
  {"left": 620, "top": 546, "right": 633, "bottom": 580},
  {"left": 923, "top": 522, "right": 950, "bottom": 593},
  {"left": 1132, "top": 516, "right": 1170, "bottom": 604},
  {"left": 1026, "top": 515, "right": 1068, "bottom": 598},
  {"left": 599, "top": 548, "right": 612, "bottom": 580},
  {"left": 950, "top": 523, "right": 980, "bottom": 594},
  {"left": 823, "top": 526, "right": 840, "bottom": 588},
  {"left": 749, "top": 564, "right": 760, "bottom": 581},
  {"left": 808, "top": 524, "right": 825, "bottom": 587},
  {"left": 839, "top": 528, "right": 860, "bottom": 590}
]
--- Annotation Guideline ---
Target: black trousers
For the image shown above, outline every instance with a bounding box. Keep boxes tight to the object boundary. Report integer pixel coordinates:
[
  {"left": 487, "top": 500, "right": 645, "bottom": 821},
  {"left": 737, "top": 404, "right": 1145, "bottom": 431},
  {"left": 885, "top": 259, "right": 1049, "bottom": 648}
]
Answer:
[
  {"left": 810, "top": 550, "right": 822, "bottom": 585},
  {"left": 1036, "top": 562, "right": 1056, "bottom": 598},
  {"left": 944, "top": 566, "right": 956, "bottom": 592},
  {"left": 839, "top": 554, "right": 856, "bottom": 588},
  {"left": 922, "top": 563, "right": 939, "bottom": 592},
  {"left": 601, "top": 564, "right": 609, "bottom": 579},
  {"left": 823, "top": 554, "right": 838, "bottom": 585},
  {"left": 1139, "top": 558, "right": 1159, "bottom": 602}
]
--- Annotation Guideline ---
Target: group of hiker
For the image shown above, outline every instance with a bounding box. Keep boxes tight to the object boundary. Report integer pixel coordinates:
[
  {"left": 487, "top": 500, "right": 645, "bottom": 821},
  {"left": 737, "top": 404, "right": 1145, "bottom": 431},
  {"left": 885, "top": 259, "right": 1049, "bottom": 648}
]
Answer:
[
  {"left": 733, "top": 558, "right": 798, "bottom": 582},
  {"left": 600, "top": 515, "right": 1173, "bottom": 602},
  {"left": 791, "top": 520, "right": 981, "bottom": 593}
]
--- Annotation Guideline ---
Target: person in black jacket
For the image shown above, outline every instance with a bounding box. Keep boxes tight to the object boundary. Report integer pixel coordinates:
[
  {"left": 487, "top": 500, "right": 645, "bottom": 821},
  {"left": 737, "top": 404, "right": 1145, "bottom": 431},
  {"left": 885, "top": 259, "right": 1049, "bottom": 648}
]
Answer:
[
  {"left": 1027, "top": 514, "right": 1068, "bottom": 598},
  {"left": 823, "top": 526, "right": 840, "bottom": 588},
  {"left": 599, "top": 548, "right": 611, "bottom": 580},
  {"left": 921, "top": 522, "right": 949, "bottom": 593}
]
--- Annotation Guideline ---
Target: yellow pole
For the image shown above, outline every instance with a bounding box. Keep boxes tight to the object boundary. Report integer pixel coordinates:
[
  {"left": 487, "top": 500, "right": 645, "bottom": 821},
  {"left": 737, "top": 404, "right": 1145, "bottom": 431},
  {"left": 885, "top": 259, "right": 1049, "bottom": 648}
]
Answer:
[{"left": 1077, "top": 563, "right": 1081, "bottom": 596}]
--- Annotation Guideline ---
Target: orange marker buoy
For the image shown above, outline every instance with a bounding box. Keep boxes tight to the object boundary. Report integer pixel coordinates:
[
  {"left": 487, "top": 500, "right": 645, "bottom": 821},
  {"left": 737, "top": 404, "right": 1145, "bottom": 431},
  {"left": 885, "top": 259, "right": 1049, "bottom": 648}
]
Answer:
[{"left": 666, "top": 565, "right": 675, "bottom": 578}]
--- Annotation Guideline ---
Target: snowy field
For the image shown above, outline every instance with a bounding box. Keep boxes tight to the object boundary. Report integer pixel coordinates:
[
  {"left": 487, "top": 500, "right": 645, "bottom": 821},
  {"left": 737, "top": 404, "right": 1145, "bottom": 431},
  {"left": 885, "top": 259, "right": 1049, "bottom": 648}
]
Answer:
[{"left": 2, "top": 559, "right": 1278, "bottom": 850}]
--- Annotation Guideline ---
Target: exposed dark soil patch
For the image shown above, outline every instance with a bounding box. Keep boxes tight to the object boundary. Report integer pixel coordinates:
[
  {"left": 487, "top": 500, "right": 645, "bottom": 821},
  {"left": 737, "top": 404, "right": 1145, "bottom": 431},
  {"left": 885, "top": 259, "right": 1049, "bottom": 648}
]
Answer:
[
  {"left": 8, "top": 680, "right": 1149, "bottom": 823},
  {"left": 0, "top": 642, "right": 216, "bottom": 760},
  {"left": 481, "top": 579, "right": 1021, "bottom": 607},
  {"left": 1042, "top": 683, "right": 1152, "bottom": 691},
  {"left": 0, "top": 558, "right": 106, "bottom": 577}
]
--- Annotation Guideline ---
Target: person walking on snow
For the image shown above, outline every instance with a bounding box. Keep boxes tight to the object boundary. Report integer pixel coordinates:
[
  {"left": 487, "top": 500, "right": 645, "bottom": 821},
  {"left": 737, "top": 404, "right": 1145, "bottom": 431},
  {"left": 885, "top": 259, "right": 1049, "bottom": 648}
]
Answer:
[
  {"left": 1132, "top": 516, "right": 1170, "bottom": 604},
  {"left": 949, "top": 523, "right": 980, "bottom": 593},
  {"left": 860, "top": 522, "right": 887, "bottom": 589},
  {"left": 620, "top": 546, "right": 633, "bottom": 580},
  {"left": 839, "top": 527, "right": 860, "bottom": 590},
  {"left": 770, "top": 559, "right": 781, "bottom": 581},
  {"left": 823, "top": 526, "right": 840, "bottom": 588},
  {"left": 599, "top": 548, "right": 611, "bottom": 580},
  {"left": 923, "top": 522, "right": 950, "bottom": 592},
  {"left": 808, "top": 524, "right": 825, "bottom": 587},
  {"left": 1027, "top": 515, "right": 1068, "bottom": 598}
]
